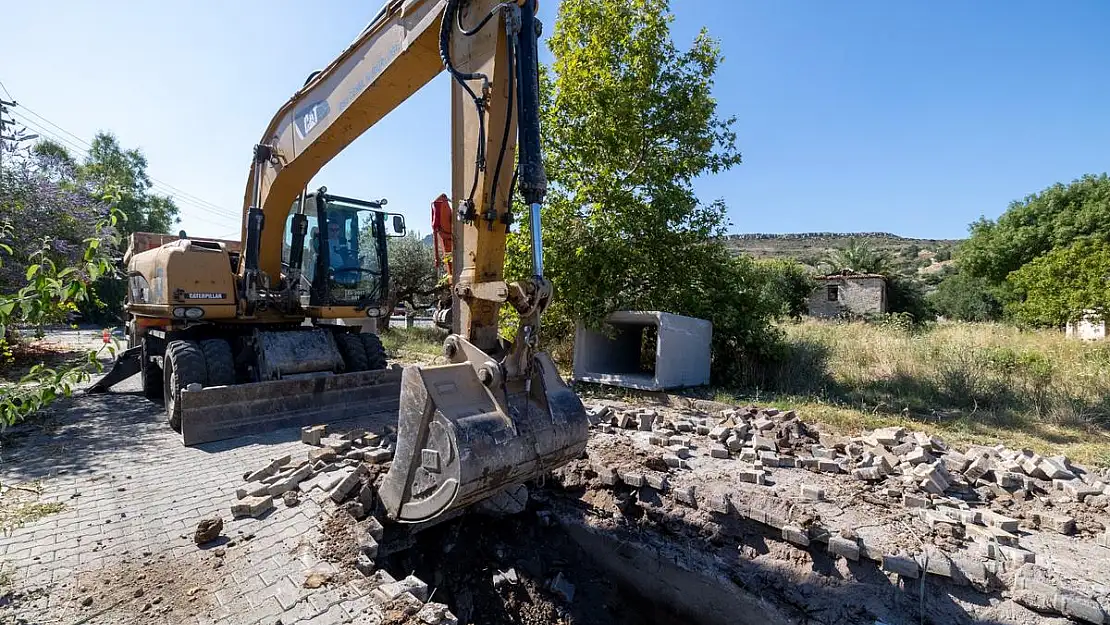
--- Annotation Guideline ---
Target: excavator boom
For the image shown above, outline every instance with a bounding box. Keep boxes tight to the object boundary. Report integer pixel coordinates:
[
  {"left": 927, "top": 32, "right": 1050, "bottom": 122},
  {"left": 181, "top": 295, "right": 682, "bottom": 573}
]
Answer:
[{"left": 235, "top": 0, "right": 587, "bottom": 524}]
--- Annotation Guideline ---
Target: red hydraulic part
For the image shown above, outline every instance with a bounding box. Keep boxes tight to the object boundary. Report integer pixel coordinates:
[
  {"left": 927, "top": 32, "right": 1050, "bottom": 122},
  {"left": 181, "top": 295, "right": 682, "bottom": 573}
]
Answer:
[{"left": 431, "top": 193, "right": 453, "bottom": 275}]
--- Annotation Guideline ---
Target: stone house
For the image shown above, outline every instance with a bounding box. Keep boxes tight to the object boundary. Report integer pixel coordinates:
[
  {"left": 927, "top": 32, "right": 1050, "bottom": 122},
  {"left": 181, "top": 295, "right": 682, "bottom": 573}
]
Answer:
[{"left": 808, "top": 272, "right": 887, "bottom": 319}]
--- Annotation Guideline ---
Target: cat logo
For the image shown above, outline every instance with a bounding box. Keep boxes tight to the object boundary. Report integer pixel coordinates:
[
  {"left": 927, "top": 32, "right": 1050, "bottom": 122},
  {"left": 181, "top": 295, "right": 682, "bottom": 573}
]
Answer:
[{"left": 187, "top": 292, "right": 227, "bottom": 300}]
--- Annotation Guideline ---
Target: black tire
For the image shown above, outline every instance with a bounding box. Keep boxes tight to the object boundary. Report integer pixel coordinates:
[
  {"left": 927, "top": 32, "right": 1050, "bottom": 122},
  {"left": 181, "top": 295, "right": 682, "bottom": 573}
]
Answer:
[
  {"left": 140, "top": 336, "right": 163, "bottom": 401},
  {"left": 335, "top": 333, "right": 369, "bottom": 372},
  {"left": 163, "top": 340, "right": 206, "bottom": 432},
  {"left": 358, "top": 333, "right": 388, "bottom": 370},
  {"left": 200, "top": 339, "right": 235, "bottom": 386}
]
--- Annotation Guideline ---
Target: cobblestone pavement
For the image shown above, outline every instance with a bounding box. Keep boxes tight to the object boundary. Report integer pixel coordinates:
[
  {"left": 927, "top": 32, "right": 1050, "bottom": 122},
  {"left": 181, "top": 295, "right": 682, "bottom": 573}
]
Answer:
[{"left": 0, "top": 372, "right": 391, "bottom": 624}]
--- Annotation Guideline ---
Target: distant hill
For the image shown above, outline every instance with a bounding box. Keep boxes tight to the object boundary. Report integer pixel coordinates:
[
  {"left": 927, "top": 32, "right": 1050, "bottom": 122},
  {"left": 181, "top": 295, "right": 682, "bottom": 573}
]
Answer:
[{"left": 725, "top": 232, "right": 963, "bottom": 276}]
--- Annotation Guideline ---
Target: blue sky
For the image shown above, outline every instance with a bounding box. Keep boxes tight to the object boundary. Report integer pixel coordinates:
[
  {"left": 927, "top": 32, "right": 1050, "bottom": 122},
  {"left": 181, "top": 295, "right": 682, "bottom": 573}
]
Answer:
[{"left": 3, "top": 1, "right": 1108, "bottom": 241}]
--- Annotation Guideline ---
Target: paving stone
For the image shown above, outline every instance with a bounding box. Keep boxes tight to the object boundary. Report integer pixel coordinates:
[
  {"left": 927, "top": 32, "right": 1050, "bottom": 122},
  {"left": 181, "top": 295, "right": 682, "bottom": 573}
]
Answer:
[
  {"left": 752, "top": 417, "right": 775, "bottom": 431},
  {"left": 800, "top": 485, "right": 824, "bottom": 501},
  {"left": 301, "top": 425, "right": 326, "bottom": 446},
  {"left": 709, "top": 445, "right": 730, "bottom": 459},
  {"left": 738, "top": 470, "right": 765, "bottom": 485},
  {"left": 618, "top": 470, "right": 646, "bottom": 488},
  {"left": 376, "top": 575, "right": 430, "bottom": 603},
  {"left": 986, "top": 543, "right": 1035, "bottom": 565},
  {"left": 981, "top": 511, "right": 1019, "bottom": 532},
  {"left": 752, "top": 436, "right": 777, "bottom": 451},
  {"left": 309, "top": 447, "right": 338, "bottom": 463},
  {"left": 891, "top": 442, "right": 915, "bottom": 456},
  {"left": 942, "top": 452, "right": 971, "bottom": 473},
  {"left": 644, "top": 471, "right": 669, "bottom": 491},
  {"left": 873, "top": 427, "right": 905, "bottom": 446},
  {"left": 817, "top": 460, "right": 841, "bottom": 474},
  {"left": 709, "top": 426, "right": 731, "bottom": 441},
  {"left": 882, "top": 554, "right": 920, "bottom": 578},
  {"left": 665, "top": 445, "right": 691, "bottom": 459},
  {"left": 366, "top": 515, "right": 385, "bottom": 542},
  {"left": 638, "top": 410, "right": 657, "bottom": 432},
  {"left": 965, "top": 523, "right": 1019, "bottom": 547},
  {"left": 782, "top": 525, "right": 810, "bottom": 547},
  {"left": 828, "top": 536, "right": 860, "bottom": 561},
  {"left": 758, "top": 451, "right": 779, "bottom": 466},
  {"left": 1039, "top": 457, "right": 1076, "bottom": 480},
  {"left": 698, "top": 489, "right": 730, "bottom": 514},
  {"left": 853, "top": 467, "right": 884, "bottom": 481},
  {"left": 268, "top": 463, "right": 313, "bottom": 496},
  {"left": 905, "top": 447, "right": 934, "bottom": 465},
  {"left": 662, "top": 454, "right": 683, "bottom": 469},
  {"left": 1096, "top": 530, "right": 1110, "bottom": 548},
  {"left": 903, "top": 493, "right": 929, "bottom": 508},
  {"left": 672, "top": 485, "right": 697, "bottom": 506},
  {"left": 330, "top": 468, "right": 364, "bottom": 503},
  {"left": 1058, "top": 479, "right": 1102, "bottom": 501},
  {"left": 724, "top": 434, "right": 743, "bottom": 452},
  {"left": 366, "top": 448, "right": 393, "bottom": 464},
  {"left": 964, "top": 454, "right": 992, "bottom": 481},
  {"left": 648, "top": 434, "right": 667, "bottom": 446},
  {"left": 1054, "top": 592, "right": 1107, "bottom": 625},
  {"left": 231, "top": 495, "right": 273, "bottom": 519}
]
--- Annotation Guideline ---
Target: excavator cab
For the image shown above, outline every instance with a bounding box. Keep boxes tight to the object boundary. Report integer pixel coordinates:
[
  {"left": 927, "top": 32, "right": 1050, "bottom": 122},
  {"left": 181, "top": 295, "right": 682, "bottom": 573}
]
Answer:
[{"left": 282, "top": 190, "right": 405, "bottom": 309}]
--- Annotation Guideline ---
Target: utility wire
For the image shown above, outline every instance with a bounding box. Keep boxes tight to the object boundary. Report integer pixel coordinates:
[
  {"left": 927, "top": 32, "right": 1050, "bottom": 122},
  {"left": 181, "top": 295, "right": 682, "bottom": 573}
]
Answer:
[
  {"left": 9, "top": 101, "right": 238, "bottom": 218},
  {"left": 11, "top": 113, "right": 238, "bottom": 227},
  {"left": 10, "top": 110, "right": 239, "bottom": 221}
]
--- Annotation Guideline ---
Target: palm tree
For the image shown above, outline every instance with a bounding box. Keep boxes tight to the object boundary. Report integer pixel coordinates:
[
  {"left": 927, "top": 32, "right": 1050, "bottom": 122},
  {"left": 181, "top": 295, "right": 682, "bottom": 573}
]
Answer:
[{"left": 821, "top": 238, "right": 892, "bottom": 275}]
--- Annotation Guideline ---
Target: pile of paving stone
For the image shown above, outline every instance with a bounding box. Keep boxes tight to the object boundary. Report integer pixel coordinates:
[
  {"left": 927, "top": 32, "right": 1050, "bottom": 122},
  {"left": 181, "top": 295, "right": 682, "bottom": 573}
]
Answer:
[
  {"left": 584, "top": 403, "right": 1110, "bottom": 624},
  {"left": 228, "top": 424, "right": 459, "bottom": 625}
]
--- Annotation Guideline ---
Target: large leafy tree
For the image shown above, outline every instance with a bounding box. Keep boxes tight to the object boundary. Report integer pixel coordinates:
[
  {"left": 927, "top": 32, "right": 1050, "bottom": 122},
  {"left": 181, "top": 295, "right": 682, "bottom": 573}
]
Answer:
[
  {"left": 960, "top": 173, "right": 1110, "bottom": 285},
  {"left": 1006, "top": 239, "right": 1110, "bottom": 327},
  {"left": 506, "top": 0, "right": 777, "bottom": 378},
  {"left": 381, "top": 232, "right": 441, "bottom": 327},
  {"left": 928, "top": 270, "right": 1004, "bottom": 322},
  {"left": 78, "top": 132, "right": 180, "bottom": 235}
]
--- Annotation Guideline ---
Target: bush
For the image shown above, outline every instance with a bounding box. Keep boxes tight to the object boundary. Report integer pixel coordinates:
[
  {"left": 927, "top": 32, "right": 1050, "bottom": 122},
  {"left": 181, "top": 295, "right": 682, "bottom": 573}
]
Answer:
[{"left": 929, "top": 270, "right": 1004, "bottom": 322}]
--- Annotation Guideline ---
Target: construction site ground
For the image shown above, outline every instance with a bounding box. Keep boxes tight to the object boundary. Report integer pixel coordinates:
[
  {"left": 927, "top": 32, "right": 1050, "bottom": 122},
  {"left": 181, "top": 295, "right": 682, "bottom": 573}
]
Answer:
[{"left": 1, "top": 329, "right": 1109, "bottom": 624}]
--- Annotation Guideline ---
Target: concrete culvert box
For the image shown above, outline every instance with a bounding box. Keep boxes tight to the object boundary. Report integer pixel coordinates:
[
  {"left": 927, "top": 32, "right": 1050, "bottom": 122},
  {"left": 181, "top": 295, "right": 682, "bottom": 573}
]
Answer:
[{"left": 572, "top": 311, "right": 711, "bottom": 391}]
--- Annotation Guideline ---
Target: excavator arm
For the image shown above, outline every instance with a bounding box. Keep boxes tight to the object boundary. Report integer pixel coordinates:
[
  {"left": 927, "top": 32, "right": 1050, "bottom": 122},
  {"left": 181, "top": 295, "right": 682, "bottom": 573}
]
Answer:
[{"left": 238, "top": 0, "right": 588, "bottom": 523}]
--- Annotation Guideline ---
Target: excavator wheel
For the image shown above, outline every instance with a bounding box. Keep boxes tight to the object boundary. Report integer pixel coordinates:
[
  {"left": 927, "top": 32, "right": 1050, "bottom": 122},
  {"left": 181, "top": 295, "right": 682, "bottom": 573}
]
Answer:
[
  {"left": 140, "top": 337, "right": 163, "bottom": 401},
  {"left": 335, "top": 333, "right": 369, "bottom": 372},
  {"left": 200, "top": 339, "right": 235, "bottom": 386},
  {"left": 164, "top": 340, "right": 206, "bottom": 432},
  {"left": 358, "top": 333, "right": 388, "bottom": 370}
]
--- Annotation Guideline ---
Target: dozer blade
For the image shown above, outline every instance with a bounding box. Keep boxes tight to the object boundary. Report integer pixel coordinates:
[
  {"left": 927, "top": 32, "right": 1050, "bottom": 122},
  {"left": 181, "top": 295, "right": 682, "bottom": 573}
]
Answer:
[
  {"left": 86, "top": 346, "right": 142, "bottom": 394},
  {"left": 379, "top": 352, "right": 589, "bottom": 523},
  {"left": 179, "top": 369, "right": 402, "bottom": 446}
]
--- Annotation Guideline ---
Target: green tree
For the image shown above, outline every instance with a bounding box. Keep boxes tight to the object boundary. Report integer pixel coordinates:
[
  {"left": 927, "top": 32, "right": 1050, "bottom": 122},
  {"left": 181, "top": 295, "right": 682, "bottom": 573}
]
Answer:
[
  {"left": 78, "top": 132, "right": 180, "bottom": 235},
  {"left": 755, "top": 259, "right": 815, "bottom": 319},
  {"left": 961, "top": 173, "right": 1110, "bottom": 284},
  {"left": 928, "top": 270, "right": 1004, "bottom": 322},
  {"left": 1006, "top": 239, "right": 1110, "bottom": 327},
  {"left": 506, "top": 0, "right": 777, "bottom": 379},
  {"left": 382, "top": 232, "right": 441, "bottom": 327}
]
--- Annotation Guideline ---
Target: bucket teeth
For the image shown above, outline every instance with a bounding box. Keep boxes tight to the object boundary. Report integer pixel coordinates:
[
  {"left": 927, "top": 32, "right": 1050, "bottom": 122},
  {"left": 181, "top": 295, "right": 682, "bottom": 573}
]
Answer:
[{"left": 380, "top": 353, "right": 588, "bottom": 523}]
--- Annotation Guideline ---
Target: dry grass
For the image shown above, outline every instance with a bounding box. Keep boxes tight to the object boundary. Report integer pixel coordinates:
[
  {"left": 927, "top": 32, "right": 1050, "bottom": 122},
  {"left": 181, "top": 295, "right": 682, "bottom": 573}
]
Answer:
[
  {"left": 379, "top": 326, "right": 448, "bottom": 360},
  {"left": 729, "top": 319, "right": 1110, "bottom": 466}
]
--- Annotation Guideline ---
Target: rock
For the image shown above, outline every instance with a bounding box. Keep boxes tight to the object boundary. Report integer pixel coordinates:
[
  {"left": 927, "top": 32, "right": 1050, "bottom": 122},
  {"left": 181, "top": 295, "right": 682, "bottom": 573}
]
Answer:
[
  {"left": 344, "top": 501, "right": 366, "bottom": 520},
  {"left": 194, "top": 517, "right": 223, "bottom": 545},
  {"left": 550, "top": 572, "right": 575, "bottom": 602},
  {"left": 81, "top": 596, "right": 93, "bottom": 607},
  {"left": 366, "top": 516, "right": 386, "bottom": 541},
  {"left": 882, "top": 554, "right": 920, "bottom": 579},
  {"left": 282, "top": 490, "right": 300, "bottom": 507},
  {"left": 416, "top": 602, "right": 459, "bottom": 625},
  {"left": 853, "top": 467, "right": 884, "bottom": 481},
  {"left": 303, "top": 563, "right": 336, "bottom": 589},
  {"left": 902, "top": 493, "right": 929, "bottom": 509},
  {"left": 1039, "top": 457, "right": 1075, "bottom": 480}
]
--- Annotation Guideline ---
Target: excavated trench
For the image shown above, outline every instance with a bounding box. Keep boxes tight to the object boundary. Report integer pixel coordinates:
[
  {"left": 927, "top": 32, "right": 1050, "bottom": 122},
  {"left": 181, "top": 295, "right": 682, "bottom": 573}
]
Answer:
[{"left": 378, "top": 494, "right": 784, "bottom": 625}]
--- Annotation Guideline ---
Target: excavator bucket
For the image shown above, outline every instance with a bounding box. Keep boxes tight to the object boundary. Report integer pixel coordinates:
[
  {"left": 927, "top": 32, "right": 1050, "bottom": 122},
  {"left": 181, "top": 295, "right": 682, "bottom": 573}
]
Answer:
[{"left": 379, "top": 351, "right": 589, "bottom": 523}]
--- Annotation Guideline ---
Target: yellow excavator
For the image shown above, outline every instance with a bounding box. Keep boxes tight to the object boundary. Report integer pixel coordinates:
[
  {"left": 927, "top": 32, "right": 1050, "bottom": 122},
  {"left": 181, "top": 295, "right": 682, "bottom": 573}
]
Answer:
[{"left": 89, "top": 0, "right": 589, "bottom": 525}]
